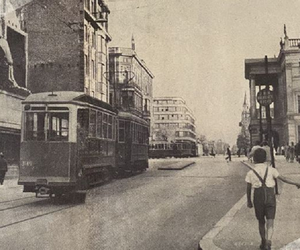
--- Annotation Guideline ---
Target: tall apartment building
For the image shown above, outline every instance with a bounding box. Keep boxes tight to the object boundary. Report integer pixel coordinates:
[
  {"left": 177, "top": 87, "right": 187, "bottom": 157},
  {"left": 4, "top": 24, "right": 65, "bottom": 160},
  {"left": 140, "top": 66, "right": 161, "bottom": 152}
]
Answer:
[
  {"left": 0, "top": 0, "right": 29, "bottom": 163},
  {"left": 19, "top": 0, "right": 111, "bottom": 102},
  {"left": 108, "top": 38, "right": 154, "bottom": 121},
  {"left": 245, "top": 26, "right": 300, "bottom": 148},
  {"left": 152, "top": 97, "right": 196, "bottom": 143}
]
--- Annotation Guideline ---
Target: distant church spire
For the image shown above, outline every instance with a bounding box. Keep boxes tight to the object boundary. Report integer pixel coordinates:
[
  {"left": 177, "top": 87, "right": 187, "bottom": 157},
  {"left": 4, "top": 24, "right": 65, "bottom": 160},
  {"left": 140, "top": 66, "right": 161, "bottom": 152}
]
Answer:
[
  {"left": 284, "top": 24, "right": 288, "bottom": 38},
  {"left": 243, "top": 92, "right": 248, "bottom": 107},
  {"left": 131, "top": 34, "right": 135, "bottom": 51}
]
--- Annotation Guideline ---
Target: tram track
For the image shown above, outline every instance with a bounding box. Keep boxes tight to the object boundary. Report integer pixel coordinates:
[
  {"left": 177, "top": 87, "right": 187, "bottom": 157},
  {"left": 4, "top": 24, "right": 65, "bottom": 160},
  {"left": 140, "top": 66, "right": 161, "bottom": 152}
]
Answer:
[
  {"left": 0, "top": 204, "right": 75, "bottom": 229},
  {"left": 0, "top": 197, "right": 47, "bottom": 212},
  {"left": 0, "top": 196, "right": 77, "bottom": 229}
]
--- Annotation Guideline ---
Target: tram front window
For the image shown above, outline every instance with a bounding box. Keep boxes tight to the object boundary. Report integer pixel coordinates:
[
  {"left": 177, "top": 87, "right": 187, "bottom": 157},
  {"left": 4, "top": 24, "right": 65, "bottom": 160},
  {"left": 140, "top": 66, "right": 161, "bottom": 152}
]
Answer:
[
  {"left": 48, "top": 112, "right": 69, "bottom": 141},
  {"left": 25, "top": 112, "right": 69, "bottom": 141}
]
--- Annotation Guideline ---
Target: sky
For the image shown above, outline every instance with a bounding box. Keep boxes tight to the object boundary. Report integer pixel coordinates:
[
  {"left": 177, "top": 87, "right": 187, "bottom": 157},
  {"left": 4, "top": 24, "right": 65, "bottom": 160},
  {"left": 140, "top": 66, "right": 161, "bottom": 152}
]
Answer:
[
  {"left": 10, "top": 0, "right": 300, "bottom": 146},
  {"left": 107, "top": 0, "right": 300, "bottom": 145}
]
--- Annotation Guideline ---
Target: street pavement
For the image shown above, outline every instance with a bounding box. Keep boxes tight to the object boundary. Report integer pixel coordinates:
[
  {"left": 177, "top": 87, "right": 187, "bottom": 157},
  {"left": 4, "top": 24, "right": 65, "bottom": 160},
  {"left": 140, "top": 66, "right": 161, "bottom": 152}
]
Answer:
[
  {"left": 200, "top": 156, "right": 300, "bottom": 250},
  {"left": 1, "top": 155, "right": 248, "bottom": 250}
]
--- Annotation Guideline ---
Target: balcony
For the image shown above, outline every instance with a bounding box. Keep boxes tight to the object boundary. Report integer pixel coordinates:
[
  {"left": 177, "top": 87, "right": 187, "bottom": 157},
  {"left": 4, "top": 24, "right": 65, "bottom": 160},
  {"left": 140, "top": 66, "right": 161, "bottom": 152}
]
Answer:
[
  {"left": 93, "top": 11, "right": 108, "bottom": 23},
  {"left": 143, "top": 110, "right": 151, "bottom": 118}
]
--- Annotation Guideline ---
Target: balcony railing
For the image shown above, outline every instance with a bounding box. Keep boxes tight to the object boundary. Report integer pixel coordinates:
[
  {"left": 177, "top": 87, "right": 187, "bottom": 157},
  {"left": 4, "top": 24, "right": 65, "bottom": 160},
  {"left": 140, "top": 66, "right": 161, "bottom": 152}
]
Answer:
[{"left": 289, "top": 39, "right": 300, "bottom": 47}]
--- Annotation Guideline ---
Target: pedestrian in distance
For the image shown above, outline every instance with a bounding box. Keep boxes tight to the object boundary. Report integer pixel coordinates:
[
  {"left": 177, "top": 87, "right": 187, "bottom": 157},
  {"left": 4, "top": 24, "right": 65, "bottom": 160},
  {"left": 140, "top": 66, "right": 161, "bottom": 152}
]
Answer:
[
  {"left": 237, "top": 148, "right": 241, "bottom": 158},
  {"left": 210, "top": 147, "right": 216, "bottom": 158},
  {"left": 0, "top": 152, "right": 8, "bottom": 185},
  {"left": 225, "top": 146, "right": 231, "bottom": 162},
  {"left": 246, "top": 148, "right": 300, "bottom": 250},
  {"left": 284, "top": 143, "right": 290, "bottom": 162},
  {"left": 295, "top": 140, "right": 300, "bottom": 163},
  {"left": 289, "top": 142, "right": 295, "bottom": 163}
]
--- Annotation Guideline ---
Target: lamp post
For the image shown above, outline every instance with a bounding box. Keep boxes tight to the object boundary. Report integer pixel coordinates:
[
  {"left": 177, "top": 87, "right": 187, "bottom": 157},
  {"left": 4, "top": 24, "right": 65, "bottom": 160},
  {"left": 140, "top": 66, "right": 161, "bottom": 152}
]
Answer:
[{"left": 257, "top": 55, "right": 278, "bottom": 194}]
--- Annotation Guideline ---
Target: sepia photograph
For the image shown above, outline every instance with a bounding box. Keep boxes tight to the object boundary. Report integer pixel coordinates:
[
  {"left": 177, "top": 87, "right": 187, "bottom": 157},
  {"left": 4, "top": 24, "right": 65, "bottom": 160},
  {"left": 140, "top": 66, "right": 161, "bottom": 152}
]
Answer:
[{"left": 1, "top": 0, "right": 300, "bottom": 249}]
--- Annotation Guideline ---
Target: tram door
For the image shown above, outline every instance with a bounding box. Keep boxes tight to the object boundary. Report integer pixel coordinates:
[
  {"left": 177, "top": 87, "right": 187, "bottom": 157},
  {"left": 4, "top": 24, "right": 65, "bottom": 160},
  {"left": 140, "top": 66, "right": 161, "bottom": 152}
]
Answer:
[{"left": 124, "top": 121, "right": 132, "bottom": 168}]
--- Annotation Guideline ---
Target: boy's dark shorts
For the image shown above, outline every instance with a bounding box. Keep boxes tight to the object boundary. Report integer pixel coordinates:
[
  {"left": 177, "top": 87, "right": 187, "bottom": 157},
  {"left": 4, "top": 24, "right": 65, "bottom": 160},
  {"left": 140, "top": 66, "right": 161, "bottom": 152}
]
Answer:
[{"left": 253, "top": 187, "right": 276, "bottom": 221}]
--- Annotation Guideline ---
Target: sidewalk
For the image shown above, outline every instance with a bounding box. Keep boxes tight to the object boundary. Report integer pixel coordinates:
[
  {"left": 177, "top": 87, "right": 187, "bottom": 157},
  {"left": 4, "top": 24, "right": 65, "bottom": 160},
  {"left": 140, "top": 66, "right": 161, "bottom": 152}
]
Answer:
[
  {"left": 6, "top": 164, "right": 19, "bottom": 179},
  {"left": 199, "top": 156, "right": 300, "bottom": 250}
]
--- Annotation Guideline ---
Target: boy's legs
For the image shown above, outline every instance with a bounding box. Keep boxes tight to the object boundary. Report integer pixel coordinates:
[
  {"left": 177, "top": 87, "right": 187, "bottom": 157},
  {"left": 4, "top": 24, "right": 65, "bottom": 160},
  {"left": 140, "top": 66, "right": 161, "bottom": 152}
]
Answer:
[
  {"left": 258, "top": 219, "right": 266, "bottom": 248},
  {"left": 265, "top": 219, "right": 274, "bottom": 249}
]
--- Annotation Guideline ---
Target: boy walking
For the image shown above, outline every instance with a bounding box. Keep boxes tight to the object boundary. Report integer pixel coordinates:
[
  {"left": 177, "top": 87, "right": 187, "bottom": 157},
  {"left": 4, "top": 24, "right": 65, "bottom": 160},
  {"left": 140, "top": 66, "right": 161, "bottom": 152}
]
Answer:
[{"left": 245, "top": 148, "right": 300, "bottom": 250}]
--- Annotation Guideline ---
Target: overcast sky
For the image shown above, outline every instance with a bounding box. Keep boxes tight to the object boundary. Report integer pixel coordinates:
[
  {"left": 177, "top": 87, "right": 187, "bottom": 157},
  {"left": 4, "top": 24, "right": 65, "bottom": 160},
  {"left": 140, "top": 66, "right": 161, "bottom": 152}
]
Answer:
[{"left": 107, "top": 0, "right": 300, "bottom": 145}]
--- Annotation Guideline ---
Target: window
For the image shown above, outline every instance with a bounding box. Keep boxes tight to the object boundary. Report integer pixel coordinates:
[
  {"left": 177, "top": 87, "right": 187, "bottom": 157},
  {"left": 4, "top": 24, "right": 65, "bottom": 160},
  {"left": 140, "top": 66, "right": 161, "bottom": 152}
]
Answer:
[
  {"left": 102, "top": 113, "right": 107, "bottom": 138},
  {"left": 89, "top": 110, "right": 96, "bottom": 137},
  {"left": 298, "top": 96, "right": 300, "bottom": 113},
  {"left": 108, "top": 115, "right": 113, "bottom": 139},
  {"left": 48, "top": 113, "right": 69, "bottom": 141},
  {"left": 92, "top": 60, "right": 95, "bottom": 79},
  {"left": 96, "top": 111, "right": 102, "bottom": 138},
  {"left": 85, "top": 54, "right": 89, "bottom": 75},
  {"left": 25, "top": 111, "right": 69, "bottom": 141},
  {"left": 25, "top": 112, "right": 46, "bottom": 141},
  {"left": 85, "top": 25, "right": 88, "bottom": 41}
]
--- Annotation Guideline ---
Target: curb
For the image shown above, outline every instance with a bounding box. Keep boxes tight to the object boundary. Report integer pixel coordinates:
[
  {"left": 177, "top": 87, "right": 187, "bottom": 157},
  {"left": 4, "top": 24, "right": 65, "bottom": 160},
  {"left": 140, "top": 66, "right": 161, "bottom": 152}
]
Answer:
[
  {"left": 198, "top": 161, "right": 250, "bottom": 250},
  {"left": 198, "top": 194, "right": 246, "bottom": 250}
]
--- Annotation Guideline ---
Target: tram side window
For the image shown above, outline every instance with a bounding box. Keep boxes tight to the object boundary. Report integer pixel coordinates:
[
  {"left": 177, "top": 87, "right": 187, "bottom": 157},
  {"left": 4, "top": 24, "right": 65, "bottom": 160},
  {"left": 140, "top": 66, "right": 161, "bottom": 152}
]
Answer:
[
  {"left": 96, "top": 111, "right": 102, "bottom": 138},
  {"left": 89, "top": 110, "right": 96, "bottom": 137},
  {"left": 102, "top": 113, "right": 108, "bottom": 138},
  {"left": 48, "top": 112, "right": 69, "bottom": 141},
  {"left": 25, "top": 112, "right": 46, "bottom": 141},
  {"left": 108, "top": 115, "right": 113, "bottom": 139},
  {"left": 118, "top": 120, "right": 125, "bottom": 142}
]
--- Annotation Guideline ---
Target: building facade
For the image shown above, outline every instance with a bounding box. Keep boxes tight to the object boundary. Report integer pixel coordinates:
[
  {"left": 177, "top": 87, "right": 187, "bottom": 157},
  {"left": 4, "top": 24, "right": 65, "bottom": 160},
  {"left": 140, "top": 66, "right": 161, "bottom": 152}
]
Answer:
[
  {"left": 108, "top": 38, "right": 154, "bottom": 121},
  {"left": 19, "top": 0, "right": 111, "bottom": 102},
  {"left": 0, "top": 0, "right": 29, "bottom": 163},
  {"left": 245, "top": 26, "right": 300, "bottom": 148},
  {"left": 0, "top": 0, "right": 111, "bottom": 162},
  {"left": 152, "top": 97, "right": 196, "bottom": 144}
]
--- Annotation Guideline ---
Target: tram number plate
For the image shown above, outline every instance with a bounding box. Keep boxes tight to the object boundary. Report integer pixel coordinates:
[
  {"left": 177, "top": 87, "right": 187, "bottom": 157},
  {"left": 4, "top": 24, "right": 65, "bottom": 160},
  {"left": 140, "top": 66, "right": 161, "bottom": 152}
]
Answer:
[{"left": 36, "top": 179, "right": 48, "bottom": 185}]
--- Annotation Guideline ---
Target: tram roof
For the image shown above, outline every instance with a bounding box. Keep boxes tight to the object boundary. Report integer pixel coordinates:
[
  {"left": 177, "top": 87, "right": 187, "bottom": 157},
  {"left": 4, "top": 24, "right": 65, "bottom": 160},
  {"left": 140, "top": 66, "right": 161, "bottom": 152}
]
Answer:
[
  {"left": 23, "top": 91, "right": 116, "bottom": 112},
  {"left": 118, "top": 111, "right": 149, "bottom": 126}
]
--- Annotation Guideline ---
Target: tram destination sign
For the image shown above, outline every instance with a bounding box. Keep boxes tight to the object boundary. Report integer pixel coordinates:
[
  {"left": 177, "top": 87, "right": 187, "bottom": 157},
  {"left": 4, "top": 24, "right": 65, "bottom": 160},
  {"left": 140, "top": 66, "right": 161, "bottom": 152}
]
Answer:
[{"left": 257, "top": 88, "right": 274, "bottom": 106}]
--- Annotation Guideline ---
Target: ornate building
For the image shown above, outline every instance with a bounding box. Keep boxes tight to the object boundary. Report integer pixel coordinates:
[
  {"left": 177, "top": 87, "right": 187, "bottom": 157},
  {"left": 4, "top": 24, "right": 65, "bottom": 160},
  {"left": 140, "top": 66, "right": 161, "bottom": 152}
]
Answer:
[
  {"left": 108, "top": 37, "right": 154, "bottom": 121},
  {"left": 245, "top": 25, "right": 300, "bottom": 148},
  {"left": 0, "top": 0, "right": 30, "bottom": 163}
]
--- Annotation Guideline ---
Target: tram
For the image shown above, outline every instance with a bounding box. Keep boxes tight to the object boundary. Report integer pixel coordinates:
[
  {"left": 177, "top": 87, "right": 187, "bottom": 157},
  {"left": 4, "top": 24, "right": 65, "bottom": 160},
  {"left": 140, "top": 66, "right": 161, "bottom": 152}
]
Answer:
[
  {"left": 18, "top": 91, "right": 149, "bottom": 200},
  {"left": 149, "top": 141, "right": 198, "bottom": 158}
]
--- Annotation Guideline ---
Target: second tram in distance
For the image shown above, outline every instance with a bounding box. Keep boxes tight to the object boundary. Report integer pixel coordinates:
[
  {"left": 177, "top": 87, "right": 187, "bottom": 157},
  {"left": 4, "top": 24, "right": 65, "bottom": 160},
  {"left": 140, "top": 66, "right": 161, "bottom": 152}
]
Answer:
[
  {"left": 18, "top": 91, "right": 149, "bottom": 199},
  {"left": 149, "top": 141, "right": 198, "bottom": 158}
]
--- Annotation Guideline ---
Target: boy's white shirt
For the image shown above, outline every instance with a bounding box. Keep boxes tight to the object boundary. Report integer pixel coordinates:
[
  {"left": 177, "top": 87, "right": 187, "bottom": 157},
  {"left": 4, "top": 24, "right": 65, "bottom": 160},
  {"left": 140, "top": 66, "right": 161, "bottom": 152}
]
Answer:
[{"left": 245, "top": 163, "right": 279, "bottom": 188}]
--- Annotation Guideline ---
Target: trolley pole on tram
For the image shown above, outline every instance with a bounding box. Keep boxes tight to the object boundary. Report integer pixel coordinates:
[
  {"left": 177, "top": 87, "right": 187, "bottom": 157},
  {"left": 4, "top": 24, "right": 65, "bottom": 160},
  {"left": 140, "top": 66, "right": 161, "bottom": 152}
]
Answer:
[{"left": 257, "top": 55, "right": 278, "bottom": 194}]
